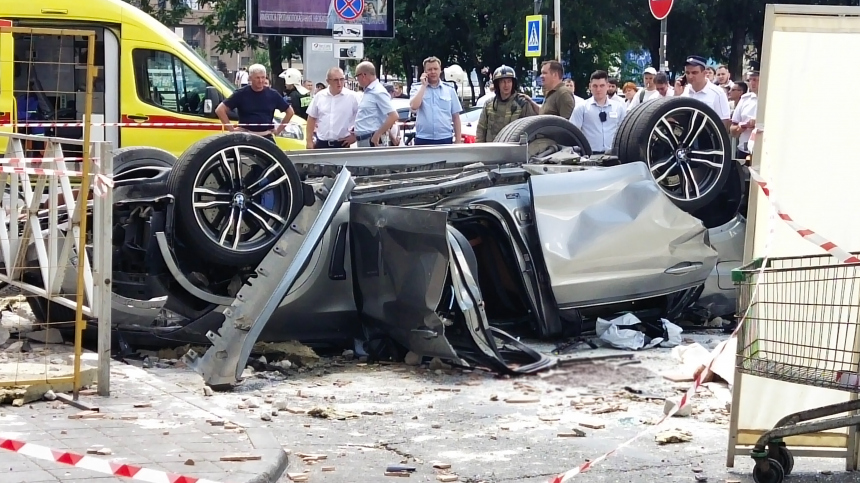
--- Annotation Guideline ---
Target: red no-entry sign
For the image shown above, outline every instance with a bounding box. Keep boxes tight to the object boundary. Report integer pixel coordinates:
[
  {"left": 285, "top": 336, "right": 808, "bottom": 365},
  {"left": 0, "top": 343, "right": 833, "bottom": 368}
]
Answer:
[{"left": 650, "top": 0, "right": 674, "bottom": 20}]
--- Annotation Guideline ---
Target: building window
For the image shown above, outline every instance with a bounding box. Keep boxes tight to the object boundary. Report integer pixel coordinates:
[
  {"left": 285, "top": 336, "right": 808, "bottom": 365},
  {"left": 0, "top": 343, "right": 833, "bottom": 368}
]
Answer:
[
  {"left": 132, "top": 49, "right": 210, "bottom": 116},
  {"left": 241, "top": 56, "right": 251, "bottom": 66}
]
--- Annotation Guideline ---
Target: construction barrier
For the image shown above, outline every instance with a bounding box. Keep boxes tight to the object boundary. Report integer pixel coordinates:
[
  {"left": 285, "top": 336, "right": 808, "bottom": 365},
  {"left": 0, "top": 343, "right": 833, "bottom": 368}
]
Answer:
[{"left": 0, "top": 25, "right": 113, "bottom": 403}]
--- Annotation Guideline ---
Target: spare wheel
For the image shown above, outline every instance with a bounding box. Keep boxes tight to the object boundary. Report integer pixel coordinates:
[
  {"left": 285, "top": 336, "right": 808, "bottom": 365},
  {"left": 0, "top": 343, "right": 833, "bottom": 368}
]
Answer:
[
  {"left": 111, "top": 146, "right": 176, "bottom": 178},
  {"left": 494, "top": 115, "right": 592, "bottom": 157},
  {"left": 168, "top": 133, "right": 304, "bottom": 267}
]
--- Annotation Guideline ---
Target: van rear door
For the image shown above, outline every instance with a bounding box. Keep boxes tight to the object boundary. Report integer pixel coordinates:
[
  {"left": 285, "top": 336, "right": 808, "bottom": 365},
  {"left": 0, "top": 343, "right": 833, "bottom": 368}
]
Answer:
[
  {"left": 121, "top": 40, "right": 227, "bottom": 156},
  {"left": 0, "top": 20, "right": 16, "bottom": 150}
]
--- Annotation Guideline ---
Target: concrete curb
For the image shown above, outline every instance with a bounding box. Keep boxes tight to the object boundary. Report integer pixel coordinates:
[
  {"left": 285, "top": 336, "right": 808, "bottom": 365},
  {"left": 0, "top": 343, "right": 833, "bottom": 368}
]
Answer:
[{"left": 242, "top": 428, "right": 289, "bottom": 483}]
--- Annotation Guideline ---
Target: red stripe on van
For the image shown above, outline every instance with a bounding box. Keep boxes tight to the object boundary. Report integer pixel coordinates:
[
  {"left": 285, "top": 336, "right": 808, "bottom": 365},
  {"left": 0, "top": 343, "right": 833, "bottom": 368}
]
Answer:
[
  {"left": 0, "top": 20, "right": 12, "bottom": 28},
  {"left": 121, "top": 115, "right": 227, "bottom": 131}
]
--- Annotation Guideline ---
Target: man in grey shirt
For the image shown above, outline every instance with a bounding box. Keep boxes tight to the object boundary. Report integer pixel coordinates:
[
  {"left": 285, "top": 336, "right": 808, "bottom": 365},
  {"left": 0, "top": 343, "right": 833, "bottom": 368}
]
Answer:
[
  {"left": 569, "top": 70, "right": 627, "bottom": 154},
  {"left": 353, "top": 62, "right": 398, "bottom": 147}
]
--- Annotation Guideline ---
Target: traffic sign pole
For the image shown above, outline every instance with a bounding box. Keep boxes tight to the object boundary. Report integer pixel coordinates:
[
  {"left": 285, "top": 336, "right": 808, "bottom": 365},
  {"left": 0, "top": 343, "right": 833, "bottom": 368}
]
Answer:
[
  {"left": 660, "top": 18, "right": 668, "bottom": 72},
  {"left": 649, "top": 0, "right": 675, "bottom": 72}
]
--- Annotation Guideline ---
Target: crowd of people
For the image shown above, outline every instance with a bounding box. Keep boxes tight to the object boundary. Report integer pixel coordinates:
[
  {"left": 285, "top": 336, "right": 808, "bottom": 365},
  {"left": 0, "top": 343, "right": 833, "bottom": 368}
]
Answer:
[{"left": 216, "top": 55, "right": 758, "bottom": 157}]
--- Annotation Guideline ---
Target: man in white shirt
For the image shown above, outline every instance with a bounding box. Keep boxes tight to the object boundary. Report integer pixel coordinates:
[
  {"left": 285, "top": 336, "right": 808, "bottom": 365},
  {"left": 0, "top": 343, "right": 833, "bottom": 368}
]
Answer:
[
  {"left": 627, "top": 67, "right": 659, "bottom": 110},
  {"left": 563, "top": 78, "right": 586, "bottom": 106},
  {"left": 305, "top": 67, "right": 359, "bottom": 149},
  {"left": 715, "top": 65, "right": 734, "bottom": 89},
  {"left": 674, "top": 55, "right": 731, "bottom": 128},
  {"left": 476, "top": 83, "right": 495, "bottom": 107},
  {"left": 570, "top": 70, "right": 627, "bottom": 154},
  {"left": 730, "top": 71, "right": 758, "bottom": 159},
  {"left": 234, "top": 67, "right": 248, "bottom": 88}
]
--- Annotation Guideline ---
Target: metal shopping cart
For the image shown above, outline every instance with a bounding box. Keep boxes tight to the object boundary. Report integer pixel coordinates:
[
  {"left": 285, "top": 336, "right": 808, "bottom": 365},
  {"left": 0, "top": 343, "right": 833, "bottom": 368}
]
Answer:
[{"left": 733, "top": 254, "right": 860, "bottom": 483}]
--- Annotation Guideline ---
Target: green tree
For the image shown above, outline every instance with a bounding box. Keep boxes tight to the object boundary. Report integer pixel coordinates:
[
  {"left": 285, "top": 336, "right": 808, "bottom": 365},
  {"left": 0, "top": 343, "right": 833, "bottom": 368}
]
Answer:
[
  {"left": 198, "top": 0, "right": 306, "bottom": 90},
  {"left": 122, "top": 0, "right": 190, "bottom": 27}
]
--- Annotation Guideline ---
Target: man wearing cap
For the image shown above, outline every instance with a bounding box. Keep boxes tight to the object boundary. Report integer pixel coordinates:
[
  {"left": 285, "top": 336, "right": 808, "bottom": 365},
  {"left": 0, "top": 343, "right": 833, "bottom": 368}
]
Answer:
[
  {"left": 628, "top": 67, "right": 659, "bottom": 110},
  {"left": 675, "top": 55, "right": 731, "bottom": 128},
  {"left": 279, "top": 68, "right": 313, "bottom": 120},
  {"left": 730, "top": 71, "right": 759, "bottom": 159}
]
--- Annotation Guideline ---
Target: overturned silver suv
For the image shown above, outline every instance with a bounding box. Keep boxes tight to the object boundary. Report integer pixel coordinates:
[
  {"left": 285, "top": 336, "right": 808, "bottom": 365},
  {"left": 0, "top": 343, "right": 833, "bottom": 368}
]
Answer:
[{"left": 23, "top": 96, "right": 747, "bottom": 387}]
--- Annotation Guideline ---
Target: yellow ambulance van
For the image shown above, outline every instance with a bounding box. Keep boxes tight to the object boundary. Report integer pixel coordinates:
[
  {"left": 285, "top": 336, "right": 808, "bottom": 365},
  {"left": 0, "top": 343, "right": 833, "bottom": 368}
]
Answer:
[{"left": 0, "top": 0, "right": 305, "bottom": 157}]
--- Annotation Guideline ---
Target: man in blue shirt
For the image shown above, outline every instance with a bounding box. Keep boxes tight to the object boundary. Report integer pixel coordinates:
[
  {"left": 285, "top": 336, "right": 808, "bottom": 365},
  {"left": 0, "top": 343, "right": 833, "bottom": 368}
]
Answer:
[
  {"left": 216, "top": 64, "right": 295, "bottom": 143},
  {"left": 409, "top": 56, "right": 462, "bottom": 145},
  {"left": 353, "top": 61, "right": 398, "bottom": 147}
]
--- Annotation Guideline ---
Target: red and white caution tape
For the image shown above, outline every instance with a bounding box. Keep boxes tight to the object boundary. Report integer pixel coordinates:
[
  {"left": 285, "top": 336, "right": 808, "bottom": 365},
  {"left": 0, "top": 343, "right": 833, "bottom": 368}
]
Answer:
[
  {"left": 0, "top": 165, "right": 114, "bottom": 196},
  {"left": 0, "top": 156, "right": 98, "bottom": 165},
  {"left": 0, "top": 438, "right": 222, "bottom": 483},
  {"left": 550, "top": 166, "right": 857, "bottom": 482},
  {"left": 1, "top": 121, "right": 275, "bottom": 128},
  {"left": 747, "top": 168, "right": 859, "bottom": 264}
]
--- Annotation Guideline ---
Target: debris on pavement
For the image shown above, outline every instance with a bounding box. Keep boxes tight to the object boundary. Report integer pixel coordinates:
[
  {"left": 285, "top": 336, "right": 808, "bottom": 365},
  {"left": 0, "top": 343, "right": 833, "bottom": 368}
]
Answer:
[
  {"left": 307, "top": 406, "right": 359, "bottom": 420},
  {"left": 663, "top": 396, "right": 692, "bottom": 417},
  {"left": 504, "top": 395, "right": 541, "bottom": 403},
  {"left": 252, "top": 340, "right": 320, "bottom": 367},
  {"left": 578, "top": 420, "right": 605, "bottom": 430},
  {"left": 219, "top": 454, "right": 262, "bottom": 462},
  {"left": 594, "top": 314, "right": 683, "bottom": 350},
  {"left": 558, "top": 429, "right": 587, "bottom": 437},
  {"left": 655, "top": 428, "right": 693, "bottom": 445},
  {"left": 288, "top": 472, "right": 310, "bottom": 481}
]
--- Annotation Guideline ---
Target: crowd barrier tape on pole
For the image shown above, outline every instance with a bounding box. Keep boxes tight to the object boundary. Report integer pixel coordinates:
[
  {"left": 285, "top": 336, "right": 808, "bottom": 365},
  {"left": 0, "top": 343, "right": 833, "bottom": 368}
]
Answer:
[
  {"left": 550, "top": 165, "right": 856, "bottom": 482},
  {"left": 0, "top": 438, "right": 222, "bottom": 483},
  {"left": 0, "top": 163, "right": 114, "bottom": 196}
]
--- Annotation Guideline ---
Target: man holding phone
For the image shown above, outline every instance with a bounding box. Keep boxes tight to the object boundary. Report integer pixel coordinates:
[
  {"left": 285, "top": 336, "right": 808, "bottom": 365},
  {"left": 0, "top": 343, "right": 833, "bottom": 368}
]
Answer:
[
  {"left": 730, "top": 71, "right": 759, "bottom": 160},
  {"left": 674, "top": 55, "right": 731, "bottom": 128}
]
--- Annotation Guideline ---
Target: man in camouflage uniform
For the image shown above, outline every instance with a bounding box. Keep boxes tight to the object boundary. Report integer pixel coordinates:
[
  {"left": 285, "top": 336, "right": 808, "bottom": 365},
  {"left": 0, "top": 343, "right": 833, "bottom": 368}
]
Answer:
[{"left": 476, "top": 65, "right": 539, "bottom": 142}]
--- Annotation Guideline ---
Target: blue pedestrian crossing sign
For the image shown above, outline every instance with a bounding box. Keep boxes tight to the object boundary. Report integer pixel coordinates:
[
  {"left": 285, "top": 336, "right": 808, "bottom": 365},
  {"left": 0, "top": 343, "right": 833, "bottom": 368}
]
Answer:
[{"left": 525, "top": 15, "right": 544, "bottom": 58}]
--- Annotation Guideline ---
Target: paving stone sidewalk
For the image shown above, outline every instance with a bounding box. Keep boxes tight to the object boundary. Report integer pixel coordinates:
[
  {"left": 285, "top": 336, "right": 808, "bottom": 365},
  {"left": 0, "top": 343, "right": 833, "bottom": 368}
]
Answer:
[{"left": 0, "top": 360, "right": 288, "bottom": 483}]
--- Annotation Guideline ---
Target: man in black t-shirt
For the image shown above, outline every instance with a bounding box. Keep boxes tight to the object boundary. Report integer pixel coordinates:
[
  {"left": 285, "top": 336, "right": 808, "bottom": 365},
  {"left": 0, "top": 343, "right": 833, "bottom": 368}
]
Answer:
[{"left": 216, "top": 64, "right": 295, "bottom": 142}]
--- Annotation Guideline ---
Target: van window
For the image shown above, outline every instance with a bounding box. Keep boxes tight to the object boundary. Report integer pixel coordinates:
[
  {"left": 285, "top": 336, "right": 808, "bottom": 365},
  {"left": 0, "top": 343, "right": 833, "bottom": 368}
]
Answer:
[{"left": 132, "top": 49, "right": 210, "bottom": 116}]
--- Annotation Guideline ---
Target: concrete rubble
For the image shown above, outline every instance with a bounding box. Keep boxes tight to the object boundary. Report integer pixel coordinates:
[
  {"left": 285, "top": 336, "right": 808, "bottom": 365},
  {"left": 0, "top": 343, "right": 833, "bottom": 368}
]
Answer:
[{"left": 0, "top": 297, "right": 99, "bottom": 406}]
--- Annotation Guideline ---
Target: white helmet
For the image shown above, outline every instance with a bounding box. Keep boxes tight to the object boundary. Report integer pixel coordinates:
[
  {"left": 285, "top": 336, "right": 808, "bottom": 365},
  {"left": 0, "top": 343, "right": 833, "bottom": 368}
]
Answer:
[
  {"left": 279, "top": 68, "right": 310, "bottom": 95},
  {"left": 279, "top": 68, "right": 303, "bottom": 86}
]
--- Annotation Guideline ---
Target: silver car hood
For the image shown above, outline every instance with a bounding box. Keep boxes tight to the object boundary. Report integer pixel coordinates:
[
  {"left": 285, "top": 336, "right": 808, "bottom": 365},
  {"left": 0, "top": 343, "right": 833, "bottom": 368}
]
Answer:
[{"left": 529, "top": 163, "right": 719, "bottom": 308}]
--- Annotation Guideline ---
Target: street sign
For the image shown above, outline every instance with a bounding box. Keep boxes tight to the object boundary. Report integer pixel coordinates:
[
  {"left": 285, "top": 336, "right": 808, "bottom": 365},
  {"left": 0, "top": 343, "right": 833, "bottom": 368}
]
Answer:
[
  {"left": 525, "top": 15, "right": 543, "bottom": 58},
  {"left": 336, "top": 42, "right": 364, "bottom": 60},
  {"left": 333, "top": 23, "right": 363, "bottom": 40},
  {"left": 649, "top": 0, "right": 674, "bottom": 20},
  {"left": 335, "top": 0, "right": 364, "bottom": 21}
]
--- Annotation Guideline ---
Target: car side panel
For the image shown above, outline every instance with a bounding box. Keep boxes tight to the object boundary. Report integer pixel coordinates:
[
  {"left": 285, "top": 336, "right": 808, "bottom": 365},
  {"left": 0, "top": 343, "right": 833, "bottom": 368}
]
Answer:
[{"left": 529, "top": 163, "right": 718, "bottom": 308}]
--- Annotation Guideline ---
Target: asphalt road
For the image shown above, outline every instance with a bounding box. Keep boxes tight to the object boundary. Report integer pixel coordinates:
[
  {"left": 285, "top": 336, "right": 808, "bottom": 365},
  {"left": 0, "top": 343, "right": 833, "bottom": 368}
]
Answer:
[{"left": 156, "top": 332, "right": 856, "bottom": 483}]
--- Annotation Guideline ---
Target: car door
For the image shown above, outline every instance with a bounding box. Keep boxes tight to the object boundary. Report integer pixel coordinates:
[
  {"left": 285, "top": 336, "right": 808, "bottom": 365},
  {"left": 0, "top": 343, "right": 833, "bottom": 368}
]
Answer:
[
  {"left": 349, "top": 202, "right": 554, "bottom": 373},
  {"left": 528, "top": 162, "right": 718, "bottom": 310}
]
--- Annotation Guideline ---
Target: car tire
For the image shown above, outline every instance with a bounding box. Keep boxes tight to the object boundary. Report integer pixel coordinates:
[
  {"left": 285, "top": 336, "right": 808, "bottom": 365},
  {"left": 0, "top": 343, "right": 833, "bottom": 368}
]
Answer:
[
  {"left": 494, "top": 115, "right": 593, "bottom": 157},
  {"left": 111, "top": 146, "right": 176, "bottom": 178},
  {"left": 614, "top": 97, "right": 732, "bottom": 212},
  {"left": 168, "top": 133, "right": 304, "bottom": 267}
]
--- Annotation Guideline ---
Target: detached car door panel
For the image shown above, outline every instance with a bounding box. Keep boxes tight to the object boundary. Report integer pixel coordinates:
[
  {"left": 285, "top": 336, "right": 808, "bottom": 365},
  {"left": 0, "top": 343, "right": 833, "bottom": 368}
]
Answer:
[
  {"left": 349, "top": 203, "right": 463, "bottom": 362},
  {"left": 529, "top": 163, "right": 718, "bottom": 309}
]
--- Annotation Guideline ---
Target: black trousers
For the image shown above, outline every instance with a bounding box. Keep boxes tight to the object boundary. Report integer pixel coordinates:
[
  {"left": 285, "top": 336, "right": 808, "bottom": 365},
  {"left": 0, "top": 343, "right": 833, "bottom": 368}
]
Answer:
[{"left": 314, "top": 139, "right": 346, "bottom": 149}]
